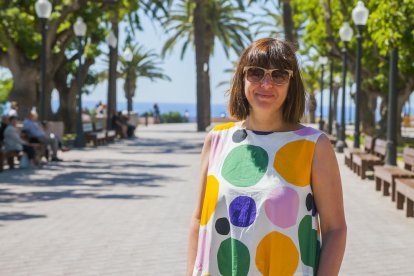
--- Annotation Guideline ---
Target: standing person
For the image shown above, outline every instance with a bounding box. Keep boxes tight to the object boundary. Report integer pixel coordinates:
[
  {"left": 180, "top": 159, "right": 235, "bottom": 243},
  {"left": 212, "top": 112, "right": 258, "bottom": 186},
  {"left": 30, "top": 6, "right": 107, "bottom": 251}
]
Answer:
[
  {"left": 188, "top": 38, "right": 346, "bottom": 276},
  {"left": 153, "top": 103, "right": 160, "bottom": 124},
  {"left": 23, "top": 111, "right": 61, "bottom": 162}
]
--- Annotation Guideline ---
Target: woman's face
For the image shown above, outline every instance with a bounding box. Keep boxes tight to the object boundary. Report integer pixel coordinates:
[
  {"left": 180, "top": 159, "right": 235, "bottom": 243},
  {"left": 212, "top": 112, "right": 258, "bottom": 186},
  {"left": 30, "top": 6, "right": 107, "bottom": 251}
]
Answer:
[{"left": 244, "top": 66, "right": 290, "bottom": 116}]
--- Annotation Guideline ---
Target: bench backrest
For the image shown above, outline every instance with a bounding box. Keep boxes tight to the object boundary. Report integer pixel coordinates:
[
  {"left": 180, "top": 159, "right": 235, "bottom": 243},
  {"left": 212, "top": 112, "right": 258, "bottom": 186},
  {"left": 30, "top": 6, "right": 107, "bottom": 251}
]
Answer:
[
  {"left": 94, "top": 122, "right": 104, "bottom": 132},
  {"left": 83, "top": 122, "right": 94, "bottom": 133},
  {"left": 373, "top": 139, "right": 387, "bottom": 159},
  {"left": 364, "top": 135, "right": 375, "bottom": 153},
  {"left": 403, "top": 147, "right": 414, "bottom": 170}
]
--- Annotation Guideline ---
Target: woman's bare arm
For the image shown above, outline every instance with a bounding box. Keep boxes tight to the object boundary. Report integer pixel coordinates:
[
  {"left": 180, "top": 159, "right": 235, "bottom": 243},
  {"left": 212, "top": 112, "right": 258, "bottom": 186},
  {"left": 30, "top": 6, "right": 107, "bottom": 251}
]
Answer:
[{"left": 312, "top": 134, "right": 347, "bottom": 276}]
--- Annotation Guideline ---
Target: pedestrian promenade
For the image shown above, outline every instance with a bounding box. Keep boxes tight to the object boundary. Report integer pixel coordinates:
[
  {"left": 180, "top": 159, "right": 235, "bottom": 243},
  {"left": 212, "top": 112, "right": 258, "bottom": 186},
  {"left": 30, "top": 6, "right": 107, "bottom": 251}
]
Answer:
[{"left": 0, "top": 123, "right": 413, "bottom": 275}]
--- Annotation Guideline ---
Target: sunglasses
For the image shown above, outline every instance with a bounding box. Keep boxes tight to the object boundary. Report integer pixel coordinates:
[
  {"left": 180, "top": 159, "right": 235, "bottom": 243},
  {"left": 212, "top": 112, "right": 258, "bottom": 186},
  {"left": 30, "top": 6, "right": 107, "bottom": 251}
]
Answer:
[{"left": 243, "top": 66, "right": 293, "bottom": 85}]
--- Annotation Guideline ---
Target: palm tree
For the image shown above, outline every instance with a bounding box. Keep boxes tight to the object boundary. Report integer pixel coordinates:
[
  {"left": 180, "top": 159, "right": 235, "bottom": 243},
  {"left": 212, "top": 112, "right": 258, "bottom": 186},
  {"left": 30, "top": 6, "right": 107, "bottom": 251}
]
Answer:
[
  {"left": 162, "top": 0, "right": 251, "bottom": 131},
  {"left": 119, "top": 44, "right": 171, "bottom": 114}
]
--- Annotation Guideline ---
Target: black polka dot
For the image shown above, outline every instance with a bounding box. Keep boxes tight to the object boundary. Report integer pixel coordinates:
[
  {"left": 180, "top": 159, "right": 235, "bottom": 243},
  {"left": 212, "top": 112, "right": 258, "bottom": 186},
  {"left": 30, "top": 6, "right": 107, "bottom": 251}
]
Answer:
[
  {"left": 215, "top": 217, "right": 230, "bottom": 235},
  {"left": 232, "top": 129, "right": 247, "bottom": 143},
  {"left": 306, "top": 193, "right": 313, "bottom": 211}
]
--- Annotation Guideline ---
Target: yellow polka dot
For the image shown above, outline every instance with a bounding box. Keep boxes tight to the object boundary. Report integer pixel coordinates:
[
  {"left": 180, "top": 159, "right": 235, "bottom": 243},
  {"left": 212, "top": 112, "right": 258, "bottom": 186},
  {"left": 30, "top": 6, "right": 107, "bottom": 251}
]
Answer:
[
  {"left": 274, "top": 140, "right": 316, "bottom": 187},
  {"left": 200, "top": 176, "right": 219, "bottom": 225},
  {"left": 213, "top": 122, "right": 236, "bottom": 131},
  {"left": 256, "top": 231, "right": 299, "bottom": 275}
]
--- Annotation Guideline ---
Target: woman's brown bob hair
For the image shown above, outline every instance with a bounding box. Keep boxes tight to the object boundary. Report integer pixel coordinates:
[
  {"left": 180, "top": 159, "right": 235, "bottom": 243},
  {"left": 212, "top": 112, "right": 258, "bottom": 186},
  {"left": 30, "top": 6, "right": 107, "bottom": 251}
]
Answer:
[{"left": 228, "top": 37, "right": 305, "bottom": 123}]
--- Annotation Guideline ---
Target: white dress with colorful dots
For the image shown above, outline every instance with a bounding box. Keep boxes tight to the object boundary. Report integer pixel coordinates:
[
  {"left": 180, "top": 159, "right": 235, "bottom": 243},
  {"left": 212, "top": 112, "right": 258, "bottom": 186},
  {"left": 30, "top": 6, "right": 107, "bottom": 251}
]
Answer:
[{"left": 193, "top": 122, "right": 323, "bottom": 276}]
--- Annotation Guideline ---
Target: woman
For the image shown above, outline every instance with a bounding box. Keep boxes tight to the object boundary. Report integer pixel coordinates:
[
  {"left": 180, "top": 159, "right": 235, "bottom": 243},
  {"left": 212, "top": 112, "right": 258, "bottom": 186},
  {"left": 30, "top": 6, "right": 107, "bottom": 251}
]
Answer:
[{"left": 188, "top": 38, "right": 346, "bottom": 276}]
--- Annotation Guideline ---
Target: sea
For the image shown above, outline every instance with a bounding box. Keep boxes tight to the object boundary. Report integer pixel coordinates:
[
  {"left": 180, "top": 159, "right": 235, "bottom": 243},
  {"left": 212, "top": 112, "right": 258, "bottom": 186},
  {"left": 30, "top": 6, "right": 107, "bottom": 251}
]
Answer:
[{"left": 0, "top": 100, "right": 399, "bottom": 123}]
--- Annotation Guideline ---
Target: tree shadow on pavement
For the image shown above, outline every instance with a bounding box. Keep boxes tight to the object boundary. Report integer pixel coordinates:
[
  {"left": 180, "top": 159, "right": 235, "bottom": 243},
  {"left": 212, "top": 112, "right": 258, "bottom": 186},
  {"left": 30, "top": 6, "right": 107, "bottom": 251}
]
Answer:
[
  {"left": 0, "top": 212, "right": 47, "bottom": 221},
  {"left": 0, "top": 190, "right": 162, "bottom": 204}
]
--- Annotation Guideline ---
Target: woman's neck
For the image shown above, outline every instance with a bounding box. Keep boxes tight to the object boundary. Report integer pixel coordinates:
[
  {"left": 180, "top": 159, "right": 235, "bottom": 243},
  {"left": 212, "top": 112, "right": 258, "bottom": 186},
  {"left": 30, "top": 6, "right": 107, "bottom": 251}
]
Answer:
[{"left": 243, "top": 112, "right": 294, "bottom": 132}]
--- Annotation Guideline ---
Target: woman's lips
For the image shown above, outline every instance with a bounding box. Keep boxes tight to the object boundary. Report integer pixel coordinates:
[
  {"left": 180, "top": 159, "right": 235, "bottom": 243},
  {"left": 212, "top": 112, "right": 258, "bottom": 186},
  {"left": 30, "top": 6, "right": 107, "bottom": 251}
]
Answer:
[{"left": 255, "top": 93, "right": 274, "bottom": 99}]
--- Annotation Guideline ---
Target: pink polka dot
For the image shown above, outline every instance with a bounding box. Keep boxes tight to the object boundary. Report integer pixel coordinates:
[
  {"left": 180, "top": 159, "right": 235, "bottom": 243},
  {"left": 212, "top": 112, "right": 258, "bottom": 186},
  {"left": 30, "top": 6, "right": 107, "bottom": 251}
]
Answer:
[
  {"left": 294, "top": 127, "right": 320, "bottom": 136},
  {"left": 195, "top": 229, "right": 211, "bottom": 271},
  {"left": 209, "top": 134, "right": 223, "bottom": 170},
  {"left": 265, "top": 187, "right": 299, "bottom": 228}
]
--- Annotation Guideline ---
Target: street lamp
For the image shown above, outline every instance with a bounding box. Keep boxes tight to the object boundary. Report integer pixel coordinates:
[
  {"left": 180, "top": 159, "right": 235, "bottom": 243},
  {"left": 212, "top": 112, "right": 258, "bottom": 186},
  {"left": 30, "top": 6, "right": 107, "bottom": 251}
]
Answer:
[
  {"left": 328, "top": 60, "right": 334, "bottom": 134},
  {"left": 35, "top": 0, "right": 52, "bottom": 121},
  {"left": 122, "top": 47, "right": 133, "bottom": 115},
  {"left": 318, "top": 56, "right": 328, "bottom": 131},
  {"left": 386, "top": 49, "right": 398, "bottom": 165},
  {"left": 352, "top": 0, "right": 369, "bottom": 148},
  {"left": 73, "top": 17, "right": 87, "bottom": 148},
  {"left": 106, "top": 30, "right": 117, "bottom": 130},
  {"left": 336, "top": 22, "right": 353, "bottom": 153}
]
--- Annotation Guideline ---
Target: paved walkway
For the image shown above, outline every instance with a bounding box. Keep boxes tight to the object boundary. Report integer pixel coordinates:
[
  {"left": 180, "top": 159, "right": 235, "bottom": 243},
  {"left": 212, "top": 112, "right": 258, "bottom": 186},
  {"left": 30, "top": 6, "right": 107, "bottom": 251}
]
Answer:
[{"left": 0, "top": 123, "right": 413, "bottom": 275}]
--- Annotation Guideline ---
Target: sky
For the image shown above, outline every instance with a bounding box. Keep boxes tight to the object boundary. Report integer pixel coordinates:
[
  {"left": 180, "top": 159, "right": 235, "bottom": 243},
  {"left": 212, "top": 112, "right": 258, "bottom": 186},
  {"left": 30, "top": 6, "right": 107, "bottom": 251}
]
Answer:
[{"left": 82, "top": 12, "right": 240, "bottom": 106}]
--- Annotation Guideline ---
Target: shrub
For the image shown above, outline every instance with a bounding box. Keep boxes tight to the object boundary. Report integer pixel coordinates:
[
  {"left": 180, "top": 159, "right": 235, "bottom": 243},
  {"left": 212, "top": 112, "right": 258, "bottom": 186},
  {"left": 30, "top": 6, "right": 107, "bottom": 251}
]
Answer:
[{"left": 160, "top": 111, "right": 185, "bottom": 123}]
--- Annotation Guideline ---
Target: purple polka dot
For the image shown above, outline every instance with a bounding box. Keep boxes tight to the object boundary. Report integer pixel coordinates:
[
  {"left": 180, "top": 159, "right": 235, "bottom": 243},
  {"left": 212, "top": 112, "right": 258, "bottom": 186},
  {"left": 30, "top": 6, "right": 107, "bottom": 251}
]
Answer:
[
  {"left": 294, "top": 127, "right": 320, "bottom": 136},
  {"left": 265, "top": 187, "right": 299, "bottom": 228},
  {"left": 229, "top": 196, "right": 257, "bottom": 227}
]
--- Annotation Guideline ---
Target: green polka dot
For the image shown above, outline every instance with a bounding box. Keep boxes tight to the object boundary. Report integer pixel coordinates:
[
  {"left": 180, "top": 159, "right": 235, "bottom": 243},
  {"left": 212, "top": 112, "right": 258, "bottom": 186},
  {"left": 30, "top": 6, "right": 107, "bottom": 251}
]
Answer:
[
  {"left": 298, "top": 215, "right": 320, "bottom": 270},
  {"left": 221, "top": 145, "right": 268, "bottom": 187},
  {"left": 217, "top": 238, "right": 250, "bottom": 276}
]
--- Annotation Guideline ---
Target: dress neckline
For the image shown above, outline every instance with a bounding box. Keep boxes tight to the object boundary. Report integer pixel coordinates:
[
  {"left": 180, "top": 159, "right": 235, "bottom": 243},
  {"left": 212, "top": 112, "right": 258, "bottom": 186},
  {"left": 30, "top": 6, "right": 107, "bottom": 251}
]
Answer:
[{"left": 236, "top": 121, "right": 306, "bottom": 135}]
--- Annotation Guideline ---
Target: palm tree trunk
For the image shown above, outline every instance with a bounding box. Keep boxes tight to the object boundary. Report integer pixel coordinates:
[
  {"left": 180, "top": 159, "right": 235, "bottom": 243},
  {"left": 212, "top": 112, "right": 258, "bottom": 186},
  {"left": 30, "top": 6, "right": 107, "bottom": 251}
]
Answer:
[
  {"left": 193, "top": 0, "right": 210, "bottom": 131},
  {"left": 282, "top": 0, "right": 296, "bottom": 44}
]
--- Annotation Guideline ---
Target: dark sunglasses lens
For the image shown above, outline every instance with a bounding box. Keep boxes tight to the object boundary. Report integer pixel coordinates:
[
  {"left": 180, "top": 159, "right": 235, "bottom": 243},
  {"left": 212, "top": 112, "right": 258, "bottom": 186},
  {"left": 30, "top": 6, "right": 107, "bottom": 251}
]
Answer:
[
  {"left": 271, "top": 70, "right": 290, "bottom": 84},
  {"left": 246, "top": 68, "right": 265, "bottom": 82}
]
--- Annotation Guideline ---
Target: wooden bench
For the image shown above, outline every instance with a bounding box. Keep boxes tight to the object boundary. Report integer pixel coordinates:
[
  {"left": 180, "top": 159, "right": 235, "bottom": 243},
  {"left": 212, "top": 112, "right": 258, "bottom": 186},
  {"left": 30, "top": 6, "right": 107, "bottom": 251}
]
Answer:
[
  {"left": 352, "top": 138, "right": 387, "bottom": 180},
  {"left": 374, "top": 147, "right": 414, "bottom": 201},
  {"left": 344, "top": 135, "right": 375, "bottom": 168},
  {"left": 326, "top": 134, "right": 337, "bottom": 146},
  {"left": 396, "top": 178, "right": 414, "bottom": 217},
  {"left": 83, "top": 123, "right": 105, "bottom": 146},
  {"left": 94, "top": 121, "right": 115, "bottom": 143}
]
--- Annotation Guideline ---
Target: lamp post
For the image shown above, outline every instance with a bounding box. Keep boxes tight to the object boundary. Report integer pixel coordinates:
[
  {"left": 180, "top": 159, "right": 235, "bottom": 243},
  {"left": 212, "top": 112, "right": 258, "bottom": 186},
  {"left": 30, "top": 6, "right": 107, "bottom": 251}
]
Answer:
[
  {"left": 318, "top": 56, "right": 328, "bottom": 131},
  {"left": 73, "top": 17, "right": 87, "bottom": 148},
  {"left": 35, "top": 0, "right": 52, "bottom": 121},
  {"left": 328, "top": 60, "right": 334, "bottom": 134},
  {"left": 352, "top": 0, "right": 369, "bottom": 148},
  {"left": 385, "top": 48, "right": 398, "bottom": 165},
  {"left": 122, "top": 47, "right": 133, "bottom": 116},
  {"left": 106, "top": 31, "right": 117, "bottom": 129},
  {"left": 336, "top": 22, "right": 353, "bottom": 153}
]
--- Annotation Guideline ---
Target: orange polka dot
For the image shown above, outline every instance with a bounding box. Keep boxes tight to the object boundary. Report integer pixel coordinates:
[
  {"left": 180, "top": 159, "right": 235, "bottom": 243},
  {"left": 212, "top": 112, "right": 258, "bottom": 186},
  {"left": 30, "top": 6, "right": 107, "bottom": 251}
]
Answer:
[
  {"left": 213, "top": 122, "right": 236, "bottom": 131},
  {"left": 256, "top": 231, "right": 299, "bottom": 275},
  {"left": 200, "top": 176, "right": 219, "bottom": 225},
  {"left": 274, "top": 140, "right": 316, "bottom": 187}
]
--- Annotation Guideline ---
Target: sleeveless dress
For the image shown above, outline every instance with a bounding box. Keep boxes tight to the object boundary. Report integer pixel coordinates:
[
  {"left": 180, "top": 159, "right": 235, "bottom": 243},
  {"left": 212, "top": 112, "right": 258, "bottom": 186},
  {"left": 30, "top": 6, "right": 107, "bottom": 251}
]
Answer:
[{"left": 193, "top": 122, "right": 323, "bottom": 276}]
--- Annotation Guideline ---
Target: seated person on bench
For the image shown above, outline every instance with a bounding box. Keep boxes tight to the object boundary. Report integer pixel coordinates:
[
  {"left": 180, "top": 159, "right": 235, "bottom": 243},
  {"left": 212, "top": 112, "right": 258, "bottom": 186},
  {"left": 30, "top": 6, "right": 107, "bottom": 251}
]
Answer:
[
  {"left": 3, "top": 116, "right": 38, "bottom": 166},
  {"left": 23, "top": 111, "right": 62, "bottom": 162}
]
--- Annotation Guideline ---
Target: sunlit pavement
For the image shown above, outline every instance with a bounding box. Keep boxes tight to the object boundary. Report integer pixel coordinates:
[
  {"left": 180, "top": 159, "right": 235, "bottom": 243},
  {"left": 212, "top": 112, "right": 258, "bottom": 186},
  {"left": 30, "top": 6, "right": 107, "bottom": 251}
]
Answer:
[{"left": 0, "top": 123, "right": 413, "bottom": 275}]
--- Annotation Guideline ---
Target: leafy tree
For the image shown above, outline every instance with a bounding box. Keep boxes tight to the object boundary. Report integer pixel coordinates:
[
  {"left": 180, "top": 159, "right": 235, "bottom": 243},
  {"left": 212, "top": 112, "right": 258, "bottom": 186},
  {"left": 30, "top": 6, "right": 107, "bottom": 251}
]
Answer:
[
  {"left": 290, "top": 0, "right": 414, "bottom": 140},
  {"left": 0, "top": 0, "right": 170, "bottom": 133},
  {"left": 162, "top": 0, "right": 251, "bottom": 131},
  {"left": 118, "top": 44, "right": 171, "bottom": 114}
]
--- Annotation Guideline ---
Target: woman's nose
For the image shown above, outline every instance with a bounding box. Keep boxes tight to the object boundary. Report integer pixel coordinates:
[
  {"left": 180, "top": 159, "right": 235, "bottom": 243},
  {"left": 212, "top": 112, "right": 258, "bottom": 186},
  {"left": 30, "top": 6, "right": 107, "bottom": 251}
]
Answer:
[{"left": 261, "top": 74, "right": 274, "bottom": 86}]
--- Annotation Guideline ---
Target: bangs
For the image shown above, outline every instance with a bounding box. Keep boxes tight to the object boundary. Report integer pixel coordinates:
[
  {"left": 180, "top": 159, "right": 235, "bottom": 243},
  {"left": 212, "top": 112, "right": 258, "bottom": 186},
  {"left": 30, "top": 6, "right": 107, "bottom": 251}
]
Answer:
[{"left": 245, "top": 39, "right": 294, "bottom": 70}]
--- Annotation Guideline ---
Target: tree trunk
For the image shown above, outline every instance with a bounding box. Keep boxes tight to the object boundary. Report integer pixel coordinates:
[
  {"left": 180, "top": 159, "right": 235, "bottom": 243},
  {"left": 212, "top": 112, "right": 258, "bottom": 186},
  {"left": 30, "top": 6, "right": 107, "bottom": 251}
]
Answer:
[
  {"left": 282, "top": 0, "right": 296, "bottom": 44},
  {"left": 360, "top": 89, "right": 377, "bottom": 136},
  {"left": 307, "top": 93, "right": 317, "bottom": 123},
  {"left": 193, "top": 0, "right": 211, "bottom": 131},
  {"left": 8, "top": 67, "right": 38, "bottom": 120}
]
